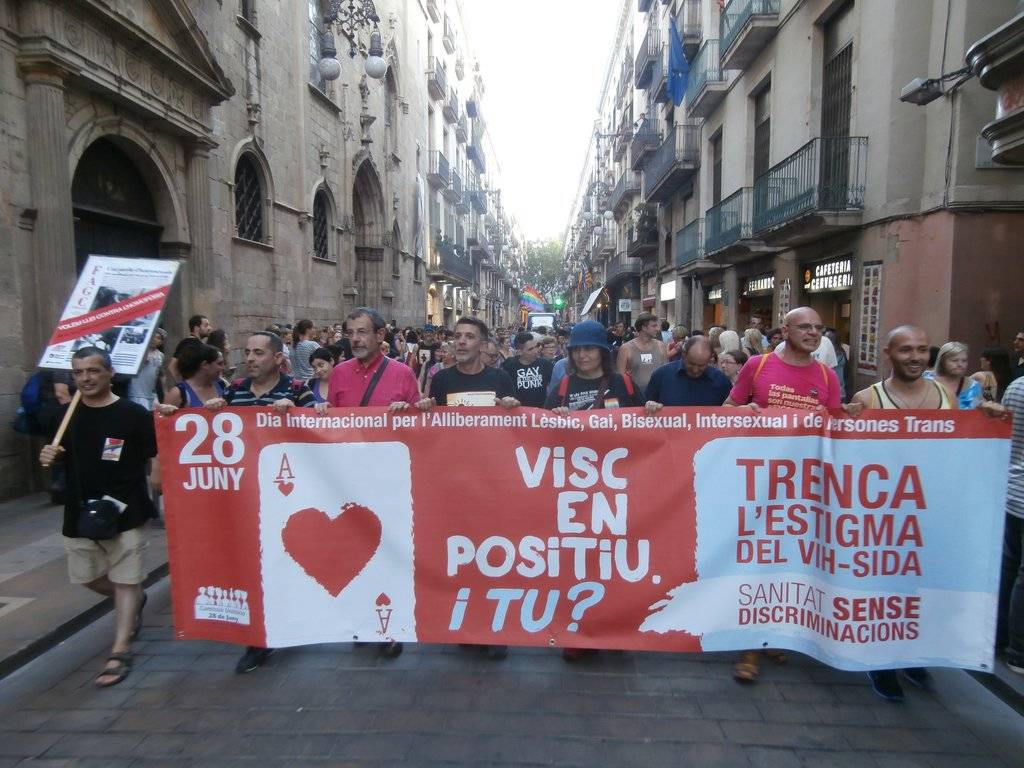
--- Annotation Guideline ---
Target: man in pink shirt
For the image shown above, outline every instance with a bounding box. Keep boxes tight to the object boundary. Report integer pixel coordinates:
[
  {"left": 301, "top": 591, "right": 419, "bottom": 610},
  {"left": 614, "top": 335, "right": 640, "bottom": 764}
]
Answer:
[
  {"left": 725, "top": 306, "right": 860, "bottom": 686},
  {"left": 725, "top": 306, "right": 844, "bottom": 411},
  {"left": 315, "top": 306, "right": 418, "bottom": 660},
  {"left": 319, "top": 307, "right": 420, "bottom": 412}
]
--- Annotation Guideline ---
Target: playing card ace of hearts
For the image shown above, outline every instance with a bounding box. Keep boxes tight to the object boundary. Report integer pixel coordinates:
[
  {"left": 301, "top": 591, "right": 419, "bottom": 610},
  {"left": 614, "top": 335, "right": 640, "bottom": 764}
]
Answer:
[{"left": 258, "top": 442, "right": 416, "bottom": 647}]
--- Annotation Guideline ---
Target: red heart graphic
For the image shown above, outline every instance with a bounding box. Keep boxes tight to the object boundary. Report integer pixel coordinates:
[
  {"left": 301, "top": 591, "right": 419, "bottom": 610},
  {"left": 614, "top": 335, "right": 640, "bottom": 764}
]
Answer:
[
  {"left": 276, "top": 480, "right": 294, "bottom": 496},
  {"left": 376, "top": 592, "right": 391, "bottom": 607},
  {"left": 281, "top": 504, "right": 382, "bottom": 597}
]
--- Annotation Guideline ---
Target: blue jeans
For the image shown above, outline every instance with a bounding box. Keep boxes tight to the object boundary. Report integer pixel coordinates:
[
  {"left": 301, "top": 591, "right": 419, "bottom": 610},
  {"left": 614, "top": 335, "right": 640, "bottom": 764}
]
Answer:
[{"left": 999, "top": 513, "right": 1024, "bottom": 663}]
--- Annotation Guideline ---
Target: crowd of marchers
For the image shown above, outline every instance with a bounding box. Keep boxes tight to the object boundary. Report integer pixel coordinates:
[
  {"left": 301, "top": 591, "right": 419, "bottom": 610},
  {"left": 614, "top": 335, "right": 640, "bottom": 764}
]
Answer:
[{"left": 31, "top": 304, "right": 1024, "bottom": 702}]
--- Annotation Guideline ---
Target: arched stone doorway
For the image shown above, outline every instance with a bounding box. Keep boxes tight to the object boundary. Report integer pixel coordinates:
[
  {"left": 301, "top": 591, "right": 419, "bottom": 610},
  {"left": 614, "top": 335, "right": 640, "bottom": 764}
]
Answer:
[
  {"left": 352, "top": 160, "right": 387, "bottom": 309},
  {"left": 71, "top": 138, "right": 162, "bottom": 272}
]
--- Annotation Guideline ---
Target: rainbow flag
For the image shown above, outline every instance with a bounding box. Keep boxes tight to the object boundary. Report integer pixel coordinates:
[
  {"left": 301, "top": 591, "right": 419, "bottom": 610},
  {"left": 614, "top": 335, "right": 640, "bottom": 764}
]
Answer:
[{"left": 519, "top": 286, "right": 546, "bottom": 312}]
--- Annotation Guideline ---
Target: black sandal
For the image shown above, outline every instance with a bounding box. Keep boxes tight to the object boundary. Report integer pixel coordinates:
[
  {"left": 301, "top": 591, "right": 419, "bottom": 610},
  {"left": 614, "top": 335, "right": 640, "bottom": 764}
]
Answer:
[
  {"left": 131, "top": 591, "right": 147, "bottom": 641},
  {"left": 95, "top": 652, "right": 132, "bottom": 688}
]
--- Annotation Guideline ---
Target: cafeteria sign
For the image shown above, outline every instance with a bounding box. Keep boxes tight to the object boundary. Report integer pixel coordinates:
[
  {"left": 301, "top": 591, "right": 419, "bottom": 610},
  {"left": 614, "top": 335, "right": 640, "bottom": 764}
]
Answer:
[{"left": 804, "top": 258, "right": 852, "bottom": 292}]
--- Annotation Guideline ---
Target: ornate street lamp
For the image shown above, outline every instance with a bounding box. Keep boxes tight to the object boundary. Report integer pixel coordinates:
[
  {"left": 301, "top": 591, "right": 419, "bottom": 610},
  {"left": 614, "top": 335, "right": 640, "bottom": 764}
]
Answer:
[{"left": 318, "top": 0, "right": 388, "bottom": 81}]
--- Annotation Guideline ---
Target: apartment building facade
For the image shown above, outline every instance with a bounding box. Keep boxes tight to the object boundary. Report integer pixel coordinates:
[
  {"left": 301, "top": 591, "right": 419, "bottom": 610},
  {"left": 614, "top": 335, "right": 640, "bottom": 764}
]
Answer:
[
  {"left": 0, "top": 0, "right": 522, "bottom": 499},
  {"left": 566, "top": 0, "right": 1024, "bottom": 392}
]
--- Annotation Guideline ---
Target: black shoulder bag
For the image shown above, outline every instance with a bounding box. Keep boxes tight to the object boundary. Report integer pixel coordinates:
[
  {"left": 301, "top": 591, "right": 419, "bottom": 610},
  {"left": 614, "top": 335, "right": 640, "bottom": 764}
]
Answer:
[{"left": 70, "top": 424, "right": 122, "bottom": 541}]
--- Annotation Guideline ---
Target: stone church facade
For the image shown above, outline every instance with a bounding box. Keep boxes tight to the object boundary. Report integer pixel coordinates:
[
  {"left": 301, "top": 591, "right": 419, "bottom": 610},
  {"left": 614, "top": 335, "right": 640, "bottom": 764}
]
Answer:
[{"left": 0, "top": 0, "right": 523, "bottom": 499}]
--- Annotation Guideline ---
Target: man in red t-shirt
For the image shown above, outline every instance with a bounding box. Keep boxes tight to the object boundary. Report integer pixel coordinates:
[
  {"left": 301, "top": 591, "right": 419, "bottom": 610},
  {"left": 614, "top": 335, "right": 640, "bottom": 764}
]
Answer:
[{"left": 726, "top": 307, "right": 843, "bottom": 411}]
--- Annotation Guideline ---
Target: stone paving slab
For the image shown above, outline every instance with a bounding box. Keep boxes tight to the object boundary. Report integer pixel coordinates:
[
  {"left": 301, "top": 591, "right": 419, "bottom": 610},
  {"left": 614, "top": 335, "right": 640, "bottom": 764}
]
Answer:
[{"left": 0, "top": 582, "right": 1021, "bottom": 768}]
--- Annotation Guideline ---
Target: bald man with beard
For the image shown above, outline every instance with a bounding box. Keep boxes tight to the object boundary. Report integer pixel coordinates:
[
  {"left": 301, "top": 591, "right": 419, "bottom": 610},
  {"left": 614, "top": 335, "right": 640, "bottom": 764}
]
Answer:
[{"left": 851, "top": 325, "right": 950, "bottom": 410}]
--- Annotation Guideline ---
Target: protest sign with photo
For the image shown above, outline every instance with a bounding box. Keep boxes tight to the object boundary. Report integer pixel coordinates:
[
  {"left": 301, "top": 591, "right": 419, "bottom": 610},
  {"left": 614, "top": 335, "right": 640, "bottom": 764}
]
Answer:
[
  {"left": 156, "top": 406, "right": 1009, "bottom": 672},
  {"left": 39, "top": 255, "right": 180, "bottom": 375}
]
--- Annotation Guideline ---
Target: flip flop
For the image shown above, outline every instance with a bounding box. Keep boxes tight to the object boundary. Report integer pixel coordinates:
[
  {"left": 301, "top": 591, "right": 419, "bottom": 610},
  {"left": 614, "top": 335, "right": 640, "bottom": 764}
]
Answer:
[
  {"left": 732, "top": 661, "right": 760, "bottom": 682},
  {"left": 95, "top": 652, "right": 132, "bottom": 688},
  {"left": 131, "top": 591, "right": 147, "bottom": 641}
]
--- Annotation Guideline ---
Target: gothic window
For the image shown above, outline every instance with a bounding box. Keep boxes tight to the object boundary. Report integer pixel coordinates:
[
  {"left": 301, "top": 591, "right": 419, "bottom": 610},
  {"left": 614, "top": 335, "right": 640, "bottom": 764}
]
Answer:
[
  {"left": 313, "top": 190, "right": 332, "bottom": 261},
  {"left": 240, "top": 0, "right": 257, "bottom": 25},
  {"left": 308, "top": 0, "right": 326, "bottom": 91},
  {"left": 234, "top": 154, "right": 264, "bottom": 242}
]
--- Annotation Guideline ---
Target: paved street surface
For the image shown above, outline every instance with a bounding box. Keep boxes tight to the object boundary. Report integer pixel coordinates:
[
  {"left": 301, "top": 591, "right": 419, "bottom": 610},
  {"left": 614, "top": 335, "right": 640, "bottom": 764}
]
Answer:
[{"left": 1, "top": 575, "right": 1022, "bottom": 768}]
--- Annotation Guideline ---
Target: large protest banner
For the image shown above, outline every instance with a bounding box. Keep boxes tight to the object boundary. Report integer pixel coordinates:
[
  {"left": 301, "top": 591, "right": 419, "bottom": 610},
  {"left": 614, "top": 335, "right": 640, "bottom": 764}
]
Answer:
[
  {"left": 157, "top": 407, "right": 1010, "bottom": 671},
  {"left": 39, "top": 256, "right": 179, "bottom": 375}
]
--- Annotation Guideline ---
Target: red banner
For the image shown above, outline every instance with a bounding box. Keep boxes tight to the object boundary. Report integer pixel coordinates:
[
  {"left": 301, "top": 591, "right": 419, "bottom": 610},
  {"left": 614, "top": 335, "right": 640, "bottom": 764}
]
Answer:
[
  {"left": 47, "top": 286, "right": 169, "bottom": 346},
  {"left": 157, "top": 407, "right": 1010, "bottom": 670}
]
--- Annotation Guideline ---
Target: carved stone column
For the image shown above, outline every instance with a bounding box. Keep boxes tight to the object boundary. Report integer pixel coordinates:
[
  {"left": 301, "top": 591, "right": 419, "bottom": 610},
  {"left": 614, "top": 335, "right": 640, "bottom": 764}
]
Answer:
[
  {"left": 19, "top": 58, "right": 76, "bottom": 339},
  {"left": 185, "top": 140, "right": 216, "bottom": 298}
]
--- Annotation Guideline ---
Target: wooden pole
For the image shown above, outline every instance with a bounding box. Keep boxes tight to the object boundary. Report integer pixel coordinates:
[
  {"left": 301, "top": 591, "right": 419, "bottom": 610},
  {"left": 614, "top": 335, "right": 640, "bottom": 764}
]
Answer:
[{"left": 50, "top": 388, "right": 81, "bottom": 446}]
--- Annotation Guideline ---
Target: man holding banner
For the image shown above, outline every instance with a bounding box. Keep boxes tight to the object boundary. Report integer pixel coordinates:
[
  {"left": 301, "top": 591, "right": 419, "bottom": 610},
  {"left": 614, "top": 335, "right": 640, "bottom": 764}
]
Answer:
[
  {"left": 205, "top": 330, "right": 314, "bottom": 673},
  {"left": 39, "top": 347, "right": 158, "bottom": 688}
]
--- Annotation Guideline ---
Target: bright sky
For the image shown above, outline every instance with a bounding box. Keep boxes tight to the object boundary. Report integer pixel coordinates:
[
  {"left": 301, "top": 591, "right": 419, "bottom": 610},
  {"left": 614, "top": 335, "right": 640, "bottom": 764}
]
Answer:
[{"left": 461, "top": 0, "right": 623, "bottom": 243}]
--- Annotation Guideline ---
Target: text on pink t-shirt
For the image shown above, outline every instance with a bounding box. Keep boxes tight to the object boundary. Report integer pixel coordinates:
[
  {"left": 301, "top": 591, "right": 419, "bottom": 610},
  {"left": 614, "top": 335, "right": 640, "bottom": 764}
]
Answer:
[{"left": 728, "top": 352, "right": 841, "bottom": 410}]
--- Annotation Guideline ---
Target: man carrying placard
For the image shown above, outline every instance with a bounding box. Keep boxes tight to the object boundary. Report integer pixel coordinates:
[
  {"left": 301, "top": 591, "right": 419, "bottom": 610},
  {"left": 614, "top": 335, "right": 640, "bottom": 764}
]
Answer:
[{"left": 39, "top": 347, "right": 159, "bottom": 688}]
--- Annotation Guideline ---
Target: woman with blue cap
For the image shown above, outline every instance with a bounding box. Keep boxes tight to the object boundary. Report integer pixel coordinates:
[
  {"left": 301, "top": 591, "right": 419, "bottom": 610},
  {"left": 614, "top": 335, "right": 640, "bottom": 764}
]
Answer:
[{"left": 544, "top": 321, "right": 643, "bottom": 413}]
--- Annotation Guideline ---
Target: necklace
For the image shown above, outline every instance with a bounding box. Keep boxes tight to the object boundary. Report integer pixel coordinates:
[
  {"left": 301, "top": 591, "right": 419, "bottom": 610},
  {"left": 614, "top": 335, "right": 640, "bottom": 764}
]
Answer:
[{"left": 881, "top": 381, "right": 935, "bottom": 409}]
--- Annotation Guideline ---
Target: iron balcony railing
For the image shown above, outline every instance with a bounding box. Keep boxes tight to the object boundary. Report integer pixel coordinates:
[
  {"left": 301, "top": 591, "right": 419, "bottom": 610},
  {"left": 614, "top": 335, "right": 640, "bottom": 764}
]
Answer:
[
  {"left": 643, "top": 121, "right": 701, "bottom": 195},
  {"left": 679, "top": 0, "right": 702, "bottom": 39},
  {"left": 720, "top": 0, "right": 780, "bottom": 58},
  {"left": 427, "top": 57, "right": 447, "bottom": 101},
  {"left": 686, "top": 39, "right": 724, "bottom": 105},
  {"left": 705, "top": 187, "right": 753, "bottom": 253},
  {"left": 608, "top": 252, "right": 641, "bottom": 279},
  {"left": 638, "top": 0, "right": 653, "bottom": 12},
  {"left": 467, "top": 142, "right": 486, "bottom": 174},
  {"left": 634, "top": 23, "right": 661, "bottom": 89},
  {"left": 442, "top": 15, "right": 456, "bottom": 54},
  {"left": 630, "top": 116, "right": 661, "bottom": 169},
  {"left": 626, "top": 223, "right": 659, "bottom": 257},
  {"left": 456, "top": 173, "right": 472, "bottom": 214},
  {"left": 427, "top": 150, "right": 450, "bottom": 187},
  {"left": 438, "top": 242, "right": 474, "bottom": 284},
  {"left": 426, "top": 0, "right": 440, "bottom": 23},
  {"left": 617, "top": 53, "right": 633, "bottom": 101},
  {"left": 456, "top": 114, "right": 468, "bottom": 143},
  {"left": 443, "top": 87, "right": 460, "bottom": 123},
  {"left": 590, "top": 230, "right": 615, "bottom": 260},
  {"left": 610, "top": 170, "right": 642, "bottom": 213},
  {"left": 752, "top": 137, "right": 868, "bottom": 234},
  {"left": 447, "top": 167, "right": 463, "bottom": 204},
  {"left": 651, "top": 45, "right": 669, "bottom": 103},
  {"left": 675, "top": 219, "right": 704, "bottom": 267},
  {"left": 469, "top": 186, "right": 487, "bottom": 215},
  {"left": 466, "top": 216, "right": 480, "bottom": 245},
  {"left": 445, "top": 212, "right": 455, "bottom": 243}
]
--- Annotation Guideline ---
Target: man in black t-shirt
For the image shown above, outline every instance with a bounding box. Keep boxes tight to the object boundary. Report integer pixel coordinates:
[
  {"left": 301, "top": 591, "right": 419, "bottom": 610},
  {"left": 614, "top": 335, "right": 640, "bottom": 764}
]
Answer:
[
  {"left": 501, "top": 332, "right": 552, "bottom": 407},
  {"left": 40, "top": 347, "right": 158, "bottom": 688},
  {"left": 418, "top": 316, "right": 516, "bottom": 660},
  {"left": 423, "top": 317, "right": 517, "bottom": 407}
]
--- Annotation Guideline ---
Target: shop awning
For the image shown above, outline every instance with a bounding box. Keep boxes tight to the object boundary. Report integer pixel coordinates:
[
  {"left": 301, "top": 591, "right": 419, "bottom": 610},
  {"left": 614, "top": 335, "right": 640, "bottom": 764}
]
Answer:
[{"left": 580, "top": 286, "right": 604, "bottom": 317}]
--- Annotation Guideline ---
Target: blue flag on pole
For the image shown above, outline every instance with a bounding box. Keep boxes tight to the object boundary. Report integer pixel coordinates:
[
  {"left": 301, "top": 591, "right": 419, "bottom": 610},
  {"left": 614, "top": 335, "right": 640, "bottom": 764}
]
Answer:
[{"left": 669, "top": 18, "right": 689, "bottom": 107}]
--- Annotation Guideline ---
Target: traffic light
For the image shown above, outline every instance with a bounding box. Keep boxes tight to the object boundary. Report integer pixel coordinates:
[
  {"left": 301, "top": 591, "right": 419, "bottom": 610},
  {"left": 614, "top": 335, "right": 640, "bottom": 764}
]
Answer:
[{"left": 553, "top": 296, "right": 564, "bottom": 308}]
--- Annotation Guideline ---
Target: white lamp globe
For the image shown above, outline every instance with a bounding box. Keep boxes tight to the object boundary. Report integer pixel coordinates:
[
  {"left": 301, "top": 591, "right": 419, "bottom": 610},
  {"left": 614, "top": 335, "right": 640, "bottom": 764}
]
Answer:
[
  {"left": 364, "top": 55, "right": 388, "bottom": 80},
  {"left": 319, "top": 57, "right": 342, "bottom": 81}
]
